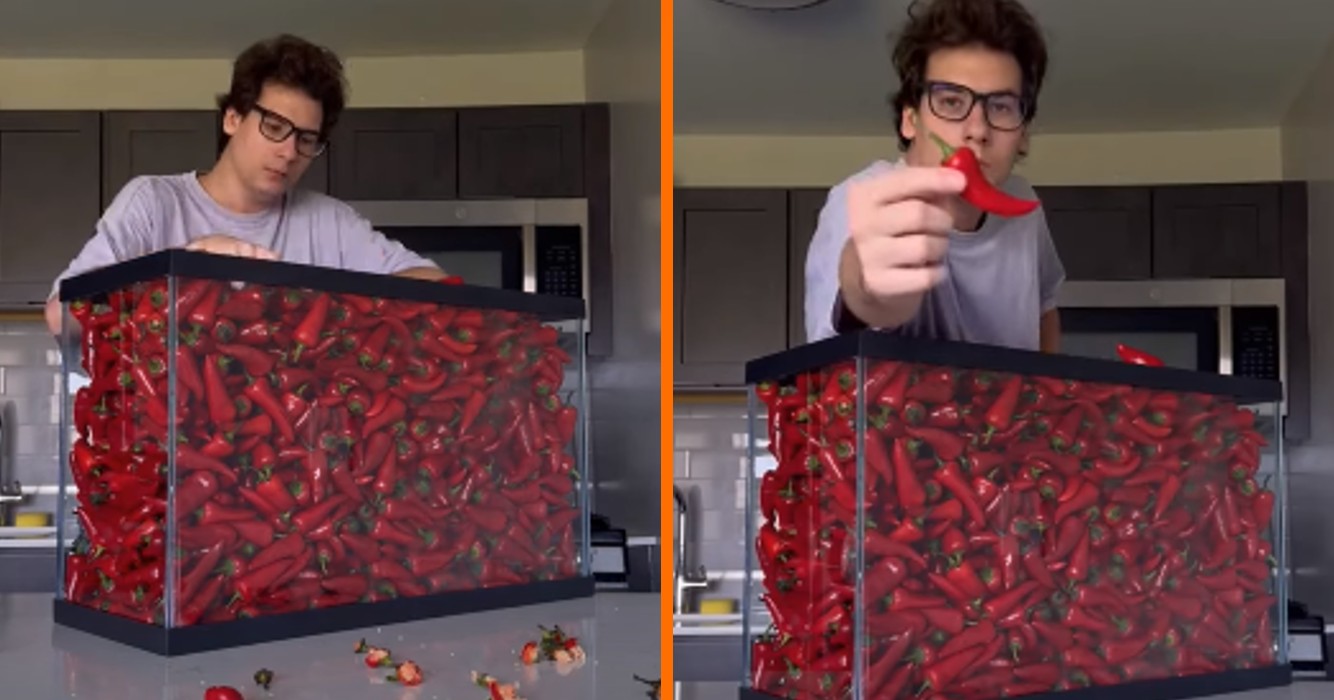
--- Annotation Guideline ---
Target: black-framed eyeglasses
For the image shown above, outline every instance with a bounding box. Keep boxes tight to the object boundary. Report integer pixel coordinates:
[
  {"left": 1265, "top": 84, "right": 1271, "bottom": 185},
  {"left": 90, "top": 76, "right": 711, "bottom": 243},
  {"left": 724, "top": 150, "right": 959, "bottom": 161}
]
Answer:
[
  {"left": 253, "top": 104, "right": 327, "bottom": 158},
  {"left": 924, "top": 80, "right": 1029, "bottom": 132}
]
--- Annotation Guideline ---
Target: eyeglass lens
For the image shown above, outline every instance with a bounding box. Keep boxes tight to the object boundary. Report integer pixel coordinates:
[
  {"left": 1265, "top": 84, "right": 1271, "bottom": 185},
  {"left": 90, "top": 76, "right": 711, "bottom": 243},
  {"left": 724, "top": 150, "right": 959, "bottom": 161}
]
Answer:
[
  {"left": 256, "top": 107, "right": 325, "bottom": 157},
  {"left": 927, "top": 82, "right": 1025, "bottom": 131}
]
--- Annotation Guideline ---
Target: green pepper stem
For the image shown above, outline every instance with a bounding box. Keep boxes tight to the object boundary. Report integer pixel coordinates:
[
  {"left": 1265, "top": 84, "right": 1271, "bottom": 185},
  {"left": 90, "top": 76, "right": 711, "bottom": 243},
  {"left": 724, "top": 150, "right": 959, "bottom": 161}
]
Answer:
[{"left": 925, "top": 130, "right": 956, "bottom": 160}]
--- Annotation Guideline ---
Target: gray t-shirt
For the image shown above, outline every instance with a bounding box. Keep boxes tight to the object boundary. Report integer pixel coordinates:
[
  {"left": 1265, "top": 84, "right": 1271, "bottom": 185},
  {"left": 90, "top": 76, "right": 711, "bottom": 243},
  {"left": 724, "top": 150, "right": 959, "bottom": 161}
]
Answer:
[
  {"left": 804, "top": 159, "right": 1066, "bottom": 351},
  {"left": 51, "top": 172, "right": 437, "bottom": 299}
]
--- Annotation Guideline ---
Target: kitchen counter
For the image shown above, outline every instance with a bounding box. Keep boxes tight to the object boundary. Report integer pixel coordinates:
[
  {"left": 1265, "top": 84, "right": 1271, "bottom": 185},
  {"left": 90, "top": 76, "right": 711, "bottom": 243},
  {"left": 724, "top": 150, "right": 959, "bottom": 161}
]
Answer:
[
  {"left": 673, "top": 682, "right": 1331, "bottom": 700},
  {"left": 0, "top": 591, "right": 659, "bottom": 699}
]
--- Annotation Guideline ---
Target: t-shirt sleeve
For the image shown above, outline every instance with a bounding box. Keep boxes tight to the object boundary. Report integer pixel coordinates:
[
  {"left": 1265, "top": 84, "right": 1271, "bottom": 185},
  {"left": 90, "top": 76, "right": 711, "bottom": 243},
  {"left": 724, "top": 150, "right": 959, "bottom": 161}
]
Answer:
[
  {"left": 804, "top": 183, "right": 849, "bottom": 343},
  {"left": 50, "top": 178, "right": 159, "bottom": 301},
  {"left": 334, "top": 204, "right": 441, "bottom": 276},
  {"left": 1035, "top": 210, "right": 1067, "bottom": 313}
]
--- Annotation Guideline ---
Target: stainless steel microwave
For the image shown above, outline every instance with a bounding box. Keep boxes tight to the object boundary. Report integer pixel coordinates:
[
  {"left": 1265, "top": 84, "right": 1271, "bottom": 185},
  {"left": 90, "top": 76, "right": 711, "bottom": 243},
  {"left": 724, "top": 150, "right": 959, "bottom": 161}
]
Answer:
[
  {"left": 346, "top": 198, "right": 590, "bottom": 332},
  {"left": 1055, "top": 279, "right": 1286, "bottom": 416}
]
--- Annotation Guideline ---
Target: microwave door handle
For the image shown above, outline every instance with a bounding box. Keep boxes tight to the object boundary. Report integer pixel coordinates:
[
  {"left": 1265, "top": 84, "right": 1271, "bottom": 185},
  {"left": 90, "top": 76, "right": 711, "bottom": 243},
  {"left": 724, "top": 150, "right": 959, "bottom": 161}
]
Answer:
[
  {"left": 522, "top": 225, "right": 537, "bottom": 294},
  {"left": 1217, "top": 305, "right": 1233, "bottom": 375}
]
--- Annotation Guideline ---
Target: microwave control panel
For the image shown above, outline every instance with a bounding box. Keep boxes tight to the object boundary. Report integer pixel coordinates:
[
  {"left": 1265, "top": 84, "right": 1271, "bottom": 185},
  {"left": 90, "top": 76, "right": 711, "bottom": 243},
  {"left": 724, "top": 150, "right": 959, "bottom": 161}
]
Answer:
[
  {"left": 534, "top": 225, "right": 584, "bottom": 299},
  {"left": 1231, "top": 306, "right": 1281, "bottom": 382}
]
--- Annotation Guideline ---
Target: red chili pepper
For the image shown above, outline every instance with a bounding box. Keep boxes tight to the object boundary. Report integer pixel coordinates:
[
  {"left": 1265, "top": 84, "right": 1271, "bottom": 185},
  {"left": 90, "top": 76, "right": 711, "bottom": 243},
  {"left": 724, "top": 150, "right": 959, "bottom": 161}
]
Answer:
[
  {"left": 242, "top": 379, "right": 296, "bottom": 444},
  {"left": 201, "top": 354, "right": 236, "bottom": 425},
  {"left": 1116, "top": 343, "right": 1164, "bottom": 367},
  {"left": 1053, "top": 481, "right": 1098, "bottom": 524},
  {"left": 983, "top": 374, "right": 1023, "bottom": 436},
  {"left": 1153, "top": 473, "right": 1182, "bottom": 522},
  {"left": 892, "top": 438, "right": 927, "bottom": 510},
  {"left": 919, "top": 644, "right": 984, "bottom": 695},
  {"left": 1253, "top": 489, "right": 1275, "bottom": 530},
  {"left": 982, "top": 581, "right": 1041, "bottom": 620},
  {"left": 924, "top": 131, "right": 1038, "bottom": 217},
  {"left": 176, "top": 446, "right": 238, "bottom": 486},
  {"left": 937, "top": 619, "right": 996, "bottom": 659}
]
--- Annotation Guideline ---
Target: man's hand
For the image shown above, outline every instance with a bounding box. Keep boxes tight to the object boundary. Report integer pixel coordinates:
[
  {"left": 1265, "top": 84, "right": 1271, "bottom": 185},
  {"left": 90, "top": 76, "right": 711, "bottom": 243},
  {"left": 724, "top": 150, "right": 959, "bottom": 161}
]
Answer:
[
  {"left": 840, "top": 166, "right": 967, "bottom": 328},
  {"left": 185, "top": 234, "right": 278, "bottom": 260},
  {"left": 394, "top": 266, "right": 447, "bottom": 281}
]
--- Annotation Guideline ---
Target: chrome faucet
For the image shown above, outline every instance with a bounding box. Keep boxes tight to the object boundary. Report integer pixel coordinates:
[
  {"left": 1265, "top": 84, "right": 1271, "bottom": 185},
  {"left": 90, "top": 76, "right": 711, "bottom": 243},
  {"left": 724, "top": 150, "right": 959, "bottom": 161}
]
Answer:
[{"left": 673, "top": 485, "right": 709, "bottom": 616}]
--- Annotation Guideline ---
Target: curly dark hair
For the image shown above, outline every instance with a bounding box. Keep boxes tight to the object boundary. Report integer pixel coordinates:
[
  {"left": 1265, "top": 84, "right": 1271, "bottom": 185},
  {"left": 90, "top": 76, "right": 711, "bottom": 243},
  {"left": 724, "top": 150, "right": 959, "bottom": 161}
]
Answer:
[
  {"left": 889, "top": 0, "right": 1048, "bottom": 150},
  {"left": 217, "top": 34, "right": 348, "bottom": 142}
]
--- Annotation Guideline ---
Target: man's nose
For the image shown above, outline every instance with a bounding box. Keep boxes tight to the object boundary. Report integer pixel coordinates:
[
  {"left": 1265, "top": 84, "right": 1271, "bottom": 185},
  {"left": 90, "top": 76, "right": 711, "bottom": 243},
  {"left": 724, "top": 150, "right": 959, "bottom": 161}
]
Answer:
[
  {"left": 276, "top": 134, "right": 298, "bottom": 160},
  {"left": 961, "top": 102, "right": 992, "bottom": 143}
]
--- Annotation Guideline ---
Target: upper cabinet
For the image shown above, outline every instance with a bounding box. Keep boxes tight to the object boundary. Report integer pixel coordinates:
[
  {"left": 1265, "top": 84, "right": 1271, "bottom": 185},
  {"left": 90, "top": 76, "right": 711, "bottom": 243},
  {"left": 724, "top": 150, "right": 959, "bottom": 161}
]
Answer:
[
  {"left": 675, "top": 189, "right": 791, "bottom": 386},
  {"left": 324, "top": 105, "right": 588, "bottom": 202},
  {"left": 328, "top": 109, "right": 460, "bottom": 201},
  {"left": 457, "top": 106, "right": 585, "bottom": 198},
  {"left": 101, "top": 111, "right": 220, "bottom": 208},
  {"left": 1151, "top": 184, "right": 1282, "bottom": 279},
  {"left": 0, "top": 112, "right": 102, "bottom": 306},
  {"left": 1038, "top": 186, "right": 1153, "bottom": 281},
  {"left": 1037, "top": 183, "right": 1290, "bottom": 281}
]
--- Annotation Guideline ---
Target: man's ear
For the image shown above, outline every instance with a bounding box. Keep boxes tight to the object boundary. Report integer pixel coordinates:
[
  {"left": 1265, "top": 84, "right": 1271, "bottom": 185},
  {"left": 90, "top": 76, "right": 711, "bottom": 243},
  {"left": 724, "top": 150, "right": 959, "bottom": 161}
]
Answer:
[
  {"left": 221, "top": 107, "right": 243, "bottom": 137},
  {"left": 900, "top": 107, "right": 919, "bottom": 143}
]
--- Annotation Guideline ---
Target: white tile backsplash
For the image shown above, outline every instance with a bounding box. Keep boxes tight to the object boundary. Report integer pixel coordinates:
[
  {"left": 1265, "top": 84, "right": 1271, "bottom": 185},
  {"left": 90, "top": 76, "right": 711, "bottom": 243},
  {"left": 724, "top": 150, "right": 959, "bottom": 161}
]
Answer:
[{"left": 0, "top": 321, "right": 66, "bottom": 506}]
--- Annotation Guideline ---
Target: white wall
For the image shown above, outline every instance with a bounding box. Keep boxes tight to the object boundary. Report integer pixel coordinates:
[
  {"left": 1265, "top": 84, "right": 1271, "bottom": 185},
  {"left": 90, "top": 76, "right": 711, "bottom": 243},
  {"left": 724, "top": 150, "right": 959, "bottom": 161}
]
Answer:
[
  {"left": 584, "top": 0, "right": 662, "bottom": 537},
  {"left": 675, "top": 128, "right": 1284, "bottom": 187},
  {"left": 0, "top": 52, "right": 586, "bottom": 108}
]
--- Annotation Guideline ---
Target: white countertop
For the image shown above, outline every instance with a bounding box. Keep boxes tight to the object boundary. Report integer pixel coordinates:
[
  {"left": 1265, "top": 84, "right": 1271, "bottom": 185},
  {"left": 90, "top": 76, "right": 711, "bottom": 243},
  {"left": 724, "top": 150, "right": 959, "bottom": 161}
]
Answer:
[{"left": 0, "top": 591, "right": 660, "bottom": 700}]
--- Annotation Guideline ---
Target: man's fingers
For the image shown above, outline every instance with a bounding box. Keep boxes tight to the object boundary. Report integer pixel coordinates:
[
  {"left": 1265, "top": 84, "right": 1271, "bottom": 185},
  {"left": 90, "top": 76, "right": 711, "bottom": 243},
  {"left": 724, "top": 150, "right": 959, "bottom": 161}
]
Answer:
[
  {"left": 863, "top": 198, "right": 955, "bottom": 239},
  {"left": 862, "top": 264, "right": 947, "bottom": 298},
  {"left": 855, "top": 166, "right": 966, "bottom": 208},
  {"left": 875, "top": 232, "right": 949, "bottom": 268}
]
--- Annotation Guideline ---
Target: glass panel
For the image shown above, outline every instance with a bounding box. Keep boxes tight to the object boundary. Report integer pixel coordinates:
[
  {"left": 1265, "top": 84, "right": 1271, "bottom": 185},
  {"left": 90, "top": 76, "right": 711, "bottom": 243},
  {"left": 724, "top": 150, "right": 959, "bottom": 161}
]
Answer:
[
  {"left": 746, "top": 346, "right": 1287, "bottom": 699},
  {"left": 56, "top": 253, "right": 588, "bottom": 642}
]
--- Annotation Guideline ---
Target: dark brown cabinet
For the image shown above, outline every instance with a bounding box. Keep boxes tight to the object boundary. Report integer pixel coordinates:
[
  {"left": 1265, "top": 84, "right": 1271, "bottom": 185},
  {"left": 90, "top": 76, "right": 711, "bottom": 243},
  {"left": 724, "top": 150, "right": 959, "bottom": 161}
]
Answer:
[
  {"left": 101, "top": 111, "right": 220, "bottom": 207},
  {"left": 1152, "top": 184, "right": 1282, "bottom": 278},
  {"left": 675, "top": 189, "right": 790, "bottom": 385},
  {"left": 328, "top": 109, "right": 459, "bottom": 200},
  {"left": 1037, "top": 186, "right": 1153, "bottom": 280},
  {"left": 458, "top": 106, "right": 585, "bottom": 198},
  {"left": 0, "top": 112, "right": 102, "bottom": 306},
  {"left": 300, "top": 152, "right": 330, "bottom": 195},
  {"left": 1036, "top": 184, "right": 1286, "bottom": 281}
]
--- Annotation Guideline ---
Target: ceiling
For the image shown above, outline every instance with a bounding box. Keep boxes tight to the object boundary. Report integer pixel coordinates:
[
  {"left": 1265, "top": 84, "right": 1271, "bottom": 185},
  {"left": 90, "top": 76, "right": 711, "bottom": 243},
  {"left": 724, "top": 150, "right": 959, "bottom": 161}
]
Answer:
[
  {"left": 675, "top": 0, "right": 1334, "bottom": 135},
  {"left": 0, "top": 0, "right": 614, "bottom": 58}
]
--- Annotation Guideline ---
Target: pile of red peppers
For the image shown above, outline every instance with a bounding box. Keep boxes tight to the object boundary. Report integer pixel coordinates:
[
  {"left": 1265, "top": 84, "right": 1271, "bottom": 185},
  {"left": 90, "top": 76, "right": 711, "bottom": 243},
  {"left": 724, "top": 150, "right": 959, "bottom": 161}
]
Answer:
[
  {"left": 63, "top": 275, "right": 582, "bottom": 626},
  {"left": 752, "top": 360, "right": 1279, "bottom": 699}
]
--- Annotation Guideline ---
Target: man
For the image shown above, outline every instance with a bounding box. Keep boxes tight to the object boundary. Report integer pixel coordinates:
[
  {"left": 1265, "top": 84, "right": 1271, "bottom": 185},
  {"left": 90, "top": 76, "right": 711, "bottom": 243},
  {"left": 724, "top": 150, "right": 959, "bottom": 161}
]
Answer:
[
  {"left": 46, "top": 33, "right": 444, "bottom": 335},
  {"left": 804, "top": 0, "right": 1065, "bottom": 353}
]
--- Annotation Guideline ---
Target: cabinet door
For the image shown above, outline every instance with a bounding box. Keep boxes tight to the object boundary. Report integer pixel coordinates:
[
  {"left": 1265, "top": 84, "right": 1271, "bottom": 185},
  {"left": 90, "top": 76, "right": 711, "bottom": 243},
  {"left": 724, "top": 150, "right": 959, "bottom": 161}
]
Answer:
[
  {"left": 1036, "top": 186, "right": 1152, "bottom": 280},
  {"left": 328, "top": 109, "right": 458, "bottom": 200},
  {"left": 1152, "top": 184, "right": 1281, "bottom": 278},
  {"left": 675, "top": 189, "right": 789, "bottom": 386},
  {"left": 457, "top": 106, "right": 584, "bottom": 198},
  {"left": 101, "top": 111, "right": 219, "bottom": 207},
  {"left": 300, "top": 152, "right": 330, "bottom": 194},
  {"left": 0, "top": 112, "right": 102, "bottom": 305},
  {"left": 787, "top": 188, "right": 829, "bottom": 348}
]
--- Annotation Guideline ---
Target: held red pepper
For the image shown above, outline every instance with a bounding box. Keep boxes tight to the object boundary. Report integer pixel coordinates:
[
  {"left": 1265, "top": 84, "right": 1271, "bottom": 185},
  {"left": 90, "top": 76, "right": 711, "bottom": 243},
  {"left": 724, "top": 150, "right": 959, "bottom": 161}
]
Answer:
[{"left": 926, "top": 130, "right": 1038, "bottom": 217}]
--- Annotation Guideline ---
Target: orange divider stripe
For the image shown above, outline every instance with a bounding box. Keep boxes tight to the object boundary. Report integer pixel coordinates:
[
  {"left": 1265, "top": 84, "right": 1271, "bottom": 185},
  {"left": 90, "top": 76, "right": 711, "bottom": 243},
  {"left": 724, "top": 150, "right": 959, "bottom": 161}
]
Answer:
[{"left": 659, "top": 0, "right": 675, "bottom": 697}]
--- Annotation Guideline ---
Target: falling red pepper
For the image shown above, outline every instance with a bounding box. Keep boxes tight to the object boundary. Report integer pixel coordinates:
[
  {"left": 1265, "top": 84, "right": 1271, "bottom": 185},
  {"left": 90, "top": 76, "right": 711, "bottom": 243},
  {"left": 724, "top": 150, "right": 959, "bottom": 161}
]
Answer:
[{"left": 1115, "top": 343, "right": 1165, "bottom": 367}]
